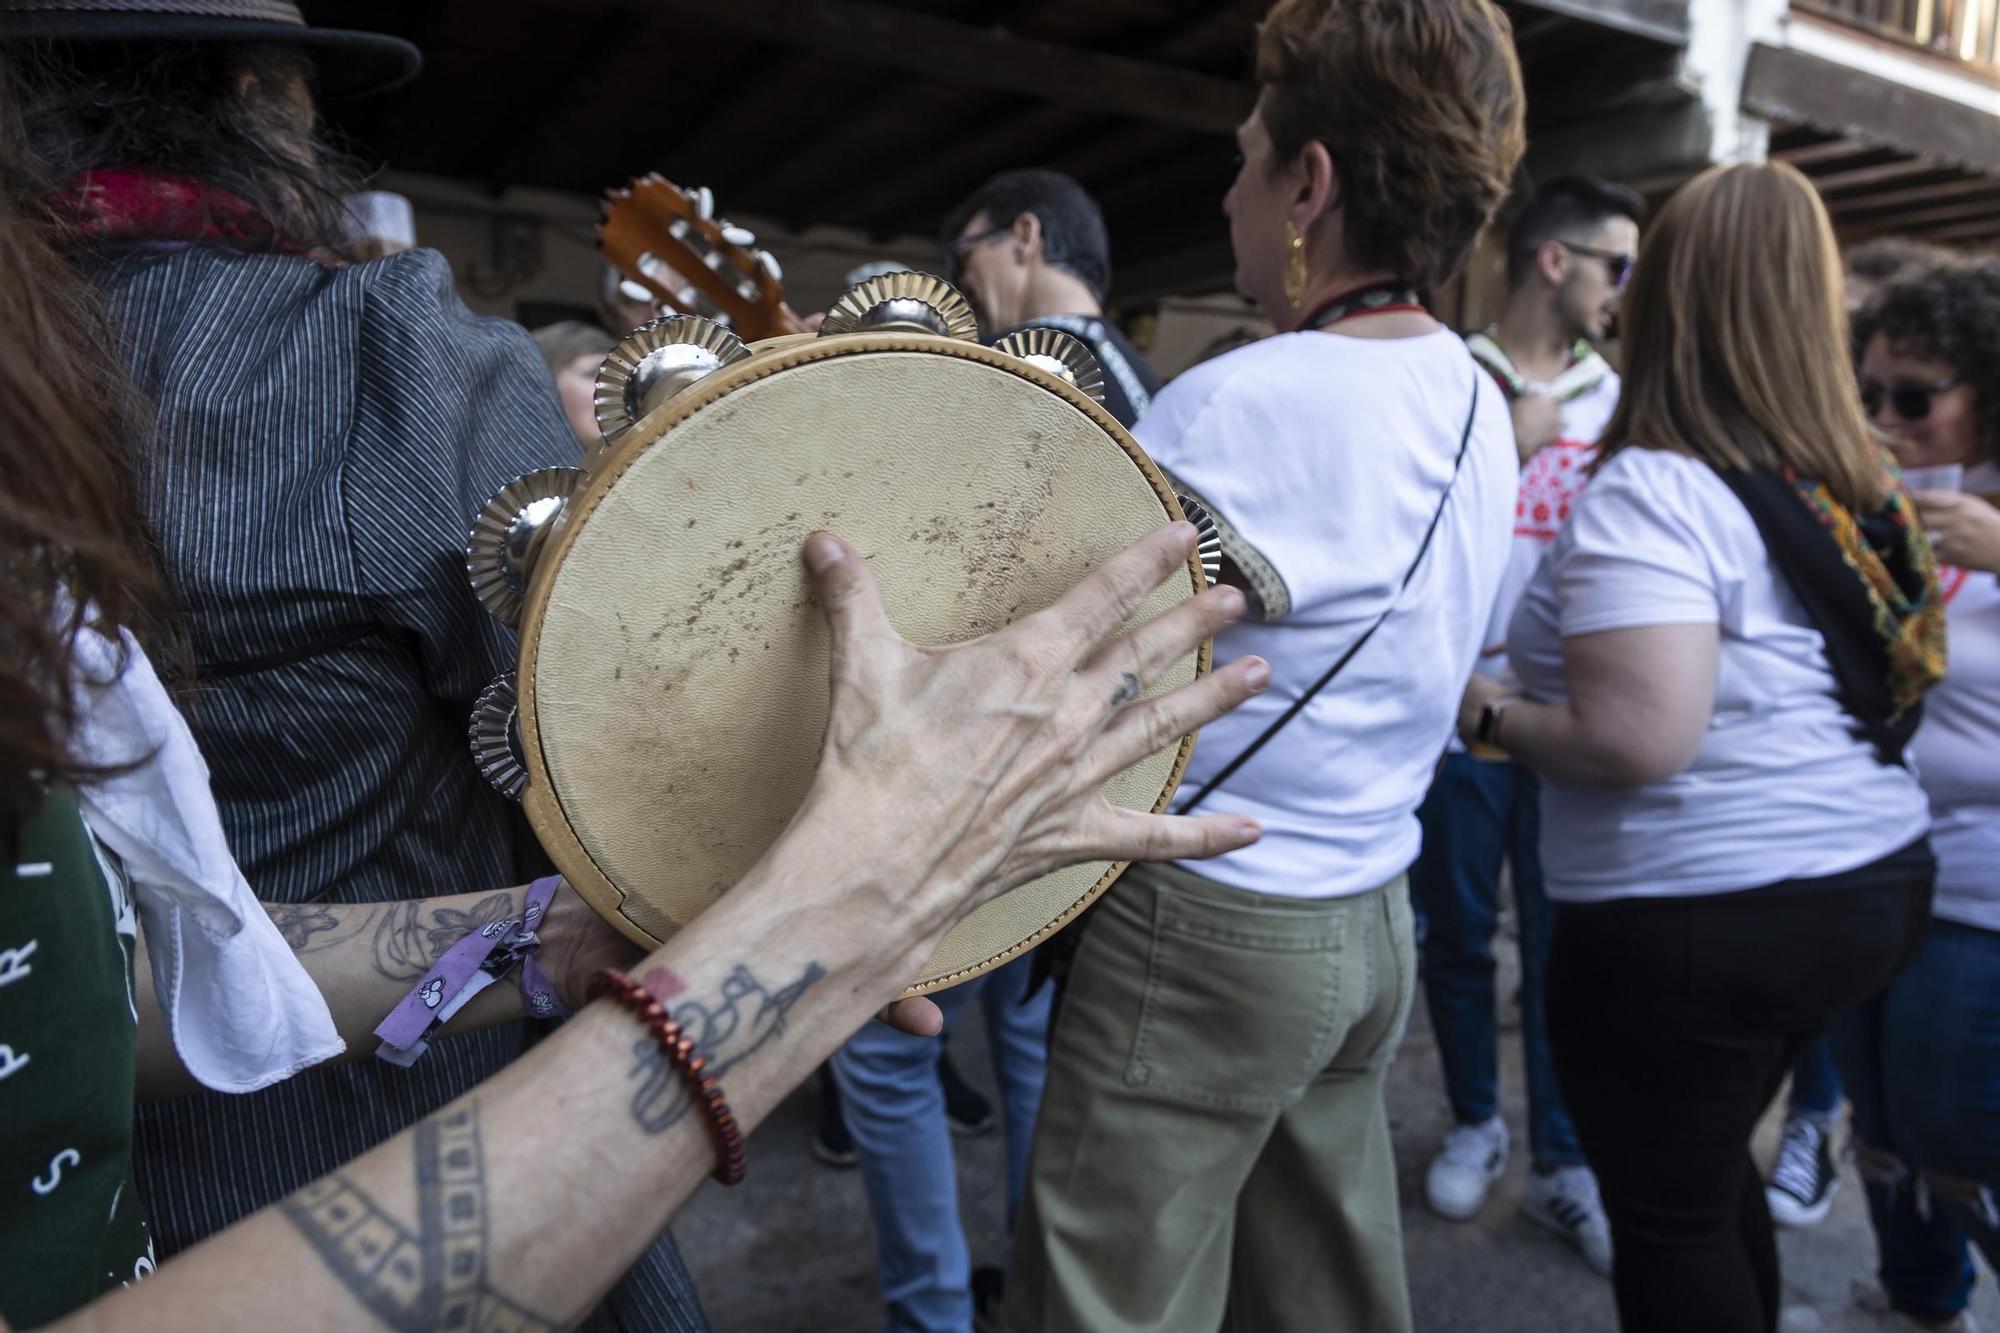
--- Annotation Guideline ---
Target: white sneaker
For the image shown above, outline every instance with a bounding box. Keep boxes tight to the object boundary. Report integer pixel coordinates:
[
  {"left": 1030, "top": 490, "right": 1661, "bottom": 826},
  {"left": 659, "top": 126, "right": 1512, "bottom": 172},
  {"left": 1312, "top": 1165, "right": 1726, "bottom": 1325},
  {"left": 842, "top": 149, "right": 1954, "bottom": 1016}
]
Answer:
[
  {"left": 1767, "top": 1115, "right": 1840, "bottom": 1230},
  {"left": 1524, "top": 1164, "right": 1614, "bottom": 1277},
  {"left": 1426, "top": 1116, "right": 1509, "bottom": 1221}
]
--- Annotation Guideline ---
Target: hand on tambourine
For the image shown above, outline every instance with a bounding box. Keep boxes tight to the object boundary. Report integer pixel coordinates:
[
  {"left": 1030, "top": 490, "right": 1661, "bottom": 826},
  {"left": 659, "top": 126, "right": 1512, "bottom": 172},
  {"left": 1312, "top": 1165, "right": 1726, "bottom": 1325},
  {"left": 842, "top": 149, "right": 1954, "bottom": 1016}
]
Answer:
[
  {"left": 878, "top": 996, "right": 946, "bottom": 1037},
  {"left": 538, "top": 883, "right": 647, "bottom": 1012},
  {"left": 796, "top": 522, "right": 1267, "bottom": 963}
]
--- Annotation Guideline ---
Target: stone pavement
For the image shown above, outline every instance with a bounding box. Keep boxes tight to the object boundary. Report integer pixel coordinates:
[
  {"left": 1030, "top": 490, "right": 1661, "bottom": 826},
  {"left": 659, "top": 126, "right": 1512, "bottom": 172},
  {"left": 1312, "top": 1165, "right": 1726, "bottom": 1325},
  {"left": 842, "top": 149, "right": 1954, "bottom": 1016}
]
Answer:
[{"left": 675, "top": 944, "right": 1996, "bottom": 1332}]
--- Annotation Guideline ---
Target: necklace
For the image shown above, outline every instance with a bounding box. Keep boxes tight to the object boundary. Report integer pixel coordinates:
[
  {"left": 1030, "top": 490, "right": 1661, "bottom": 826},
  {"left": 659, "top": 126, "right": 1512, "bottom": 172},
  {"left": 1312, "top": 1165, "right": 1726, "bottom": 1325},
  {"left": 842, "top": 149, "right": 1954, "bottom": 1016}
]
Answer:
[{"left": 1302, "top": 283, "right": 1426, "bottom": 331}]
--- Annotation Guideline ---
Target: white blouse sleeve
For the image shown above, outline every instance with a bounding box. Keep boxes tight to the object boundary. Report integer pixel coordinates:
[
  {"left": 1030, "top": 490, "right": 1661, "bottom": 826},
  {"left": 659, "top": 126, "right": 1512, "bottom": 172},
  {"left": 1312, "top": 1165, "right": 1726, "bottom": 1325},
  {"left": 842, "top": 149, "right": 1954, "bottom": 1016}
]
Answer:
[{"left": 70, "top": 626, "right": 343, "bottom": 1092}]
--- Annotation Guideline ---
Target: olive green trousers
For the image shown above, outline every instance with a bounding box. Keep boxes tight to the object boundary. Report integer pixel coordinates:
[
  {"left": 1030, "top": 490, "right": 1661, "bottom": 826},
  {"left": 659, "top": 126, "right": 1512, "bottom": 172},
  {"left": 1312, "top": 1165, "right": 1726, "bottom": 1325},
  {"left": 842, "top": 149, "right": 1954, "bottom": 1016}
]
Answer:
[{"left": 1004, "top": 860, "right": 1417, "bottom": 1333}]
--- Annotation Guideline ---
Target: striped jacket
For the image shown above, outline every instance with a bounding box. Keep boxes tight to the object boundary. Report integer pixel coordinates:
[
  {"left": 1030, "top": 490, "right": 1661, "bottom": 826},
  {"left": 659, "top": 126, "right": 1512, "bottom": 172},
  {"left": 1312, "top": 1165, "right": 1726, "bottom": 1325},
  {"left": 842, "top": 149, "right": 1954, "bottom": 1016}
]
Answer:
[{"left": 95, "top": 244, "right": 706, "bottom": 1331}]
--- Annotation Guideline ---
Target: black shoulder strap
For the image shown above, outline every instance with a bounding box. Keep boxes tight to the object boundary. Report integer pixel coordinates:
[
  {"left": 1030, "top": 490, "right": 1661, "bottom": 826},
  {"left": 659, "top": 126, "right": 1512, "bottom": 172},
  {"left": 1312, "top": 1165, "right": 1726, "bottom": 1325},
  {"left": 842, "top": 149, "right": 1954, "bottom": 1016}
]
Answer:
[
  {"left": 1177, "top": 370, "right": 1483, "bottom": 814},
  {"left": 1712, "top": 466, "right": 1918, "bottom": 766}
]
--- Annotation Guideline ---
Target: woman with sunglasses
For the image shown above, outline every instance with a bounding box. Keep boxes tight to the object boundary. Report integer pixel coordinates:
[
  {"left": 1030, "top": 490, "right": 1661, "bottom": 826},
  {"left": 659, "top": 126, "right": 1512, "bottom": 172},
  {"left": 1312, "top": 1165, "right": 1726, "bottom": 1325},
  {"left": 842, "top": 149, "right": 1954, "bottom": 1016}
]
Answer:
[
  {"left": 1836, "top": 258, "right": 2000, "bottom": 1332},
  {"left": 1460, "top": 162, "right": 1942, "bottom": 1333}
]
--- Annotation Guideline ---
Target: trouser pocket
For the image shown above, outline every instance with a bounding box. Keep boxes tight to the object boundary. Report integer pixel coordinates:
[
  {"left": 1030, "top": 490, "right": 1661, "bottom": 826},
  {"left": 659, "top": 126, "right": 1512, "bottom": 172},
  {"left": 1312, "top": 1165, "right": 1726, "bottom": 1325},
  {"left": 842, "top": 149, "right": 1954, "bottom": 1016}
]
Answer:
[{"left": 1123, "top": 870, "right": 1349, "bottom": 1110}]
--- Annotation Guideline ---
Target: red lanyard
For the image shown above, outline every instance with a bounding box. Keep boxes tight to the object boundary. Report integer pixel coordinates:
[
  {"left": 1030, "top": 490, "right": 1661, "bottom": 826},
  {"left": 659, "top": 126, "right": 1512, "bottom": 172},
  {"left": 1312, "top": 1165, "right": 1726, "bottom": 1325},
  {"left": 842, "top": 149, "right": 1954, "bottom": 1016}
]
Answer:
[{"left": 1303, "top": 283, "right": 1427, "bottom": 331}]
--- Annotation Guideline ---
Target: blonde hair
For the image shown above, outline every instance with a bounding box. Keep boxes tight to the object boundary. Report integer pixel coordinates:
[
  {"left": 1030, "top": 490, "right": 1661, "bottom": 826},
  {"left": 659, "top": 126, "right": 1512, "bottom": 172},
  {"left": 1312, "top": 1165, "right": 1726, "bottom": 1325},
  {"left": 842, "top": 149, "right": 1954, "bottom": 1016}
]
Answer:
[{"left": 1599, "top": 161, "right": 1883, "bottom": 511}]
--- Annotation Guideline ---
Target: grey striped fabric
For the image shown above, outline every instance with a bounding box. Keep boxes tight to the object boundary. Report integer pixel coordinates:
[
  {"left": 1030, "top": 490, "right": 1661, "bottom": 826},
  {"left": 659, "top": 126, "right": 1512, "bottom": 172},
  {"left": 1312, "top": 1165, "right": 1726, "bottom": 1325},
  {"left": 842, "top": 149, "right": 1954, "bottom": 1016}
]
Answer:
[{"left": 92, "top": 243, "right": 709, "bottom": 1331}]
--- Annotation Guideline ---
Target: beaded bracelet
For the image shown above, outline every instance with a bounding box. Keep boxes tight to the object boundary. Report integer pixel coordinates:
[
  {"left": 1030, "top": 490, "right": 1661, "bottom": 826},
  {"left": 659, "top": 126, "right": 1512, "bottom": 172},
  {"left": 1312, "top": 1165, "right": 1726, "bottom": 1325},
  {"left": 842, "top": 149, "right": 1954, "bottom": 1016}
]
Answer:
[{"left": 592, "top": 968, "right": 746, "bottom": 1185}]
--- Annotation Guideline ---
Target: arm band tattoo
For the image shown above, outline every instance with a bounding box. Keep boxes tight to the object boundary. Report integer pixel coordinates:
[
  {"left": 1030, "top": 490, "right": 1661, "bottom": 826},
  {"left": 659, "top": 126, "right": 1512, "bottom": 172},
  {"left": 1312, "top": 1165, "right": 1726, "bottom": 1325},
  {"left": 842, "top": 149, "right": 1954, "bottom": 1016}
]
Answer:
[{"left": 281, "top": 1103, "right": 558, "bottom": 1331}]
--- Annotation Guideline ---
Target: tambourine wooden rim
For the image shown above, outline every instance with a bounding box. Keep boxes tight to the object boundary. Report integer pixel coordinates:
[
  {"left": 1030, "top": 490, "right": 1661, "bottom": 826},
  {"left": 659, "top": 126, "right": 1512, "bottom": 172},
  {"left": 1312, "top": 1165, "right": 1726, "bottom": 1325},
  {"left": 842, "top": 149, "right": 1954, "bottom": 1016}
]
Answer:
[{"left": 515, "top": 331, "right": 1208, "bottom": 995}]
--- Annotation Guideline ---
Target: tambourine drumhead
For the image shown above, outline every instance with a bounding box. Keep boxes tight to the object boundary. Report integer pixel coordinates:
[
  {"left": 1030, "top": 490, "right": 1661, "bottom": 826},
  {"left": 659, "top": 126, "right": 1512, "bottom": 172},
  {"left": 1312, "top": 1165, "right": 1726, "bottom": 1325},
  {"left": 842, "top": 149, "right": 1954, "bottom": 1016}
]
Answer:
[{"left": 517, "top": 332, "right": 1205, "bottom": 993}]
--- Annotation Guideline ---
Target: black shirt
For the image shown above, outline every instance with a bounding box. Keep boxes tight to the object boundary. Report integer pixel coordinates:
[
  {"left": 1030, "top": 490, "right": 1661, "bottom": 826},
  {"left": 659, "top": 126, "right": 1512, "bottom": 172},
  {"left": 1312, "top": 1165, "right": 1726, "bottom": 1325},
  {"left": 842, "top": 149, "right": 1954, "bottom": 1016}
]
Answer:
[{"left": 988, "top": 313, "right": 1162, "bottom": 429}]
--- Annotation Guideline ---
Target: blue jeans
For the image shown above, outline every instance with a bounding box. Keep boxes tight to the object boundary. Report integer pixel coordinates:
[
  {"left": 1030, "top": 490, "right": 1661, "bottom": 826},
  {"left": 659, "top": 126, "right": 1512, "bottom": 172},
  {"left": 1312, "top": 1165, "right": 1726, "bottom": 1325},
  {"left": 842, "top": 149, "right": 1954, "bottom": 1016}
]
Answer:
[
  {"left": 1786, "top": 1037, "right": 1843, "bottom": 1119},
  {"left": 1411, "top": 752, "right": 1582, "bottom": 1168},
  {"left": 831, "top": 953, "right": 1052, "bottom": 1333},
  {"left": 1833, "top": 918, "right": 2000, "bottom": 1323}
]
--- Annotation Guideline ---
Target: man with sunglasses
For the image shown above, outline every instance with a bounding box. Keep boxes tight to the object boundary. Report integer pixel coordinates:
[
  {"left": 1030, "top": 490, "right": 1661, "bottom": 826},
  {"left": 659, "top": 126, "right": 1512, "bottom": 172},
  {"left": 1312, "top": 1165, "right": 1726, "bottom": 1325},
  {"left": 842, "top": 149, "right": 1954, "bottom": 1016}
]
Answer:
[
  {"left": 941, "top": 169, "right": 1161, "bottom": 430},
  {"left": 1414, "top": 173, "right": 1640, "bottom": 1274}
]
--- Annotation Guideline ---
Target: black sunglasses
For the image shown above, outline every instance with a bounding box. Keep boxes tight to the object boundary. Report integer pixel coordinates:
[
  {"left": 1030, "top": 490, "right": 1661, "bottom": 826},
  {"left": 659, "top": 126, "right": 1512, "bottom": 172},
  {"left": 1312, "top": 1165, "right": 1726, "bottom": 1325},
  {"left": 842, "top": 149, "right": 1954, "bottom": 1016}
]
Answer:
[
  {"left": 944, "top": 224, "right": 1010, "bottom": 281},
  {"left": 1861, "top": 376, "right": 1960, "bottom": 422},
  {"left": 1558, "top": 240, "right": 1633, "bottom": 291}
]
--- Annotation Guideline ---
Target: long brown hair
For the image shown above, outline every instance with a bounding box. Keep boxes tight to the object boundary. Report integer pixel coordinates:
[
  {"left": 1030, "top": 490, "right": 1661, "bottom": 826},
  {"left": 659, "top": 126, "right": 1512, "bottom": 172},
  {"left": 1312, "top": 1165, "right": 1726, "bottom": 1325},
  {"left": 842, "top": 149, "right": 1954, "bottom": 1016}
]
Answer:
[
  {"left": 0, "top": 64, "right": 174, "bottom": 826},
  {"left": 1598, "top": 161, "right": 1883, "bottom": 511},
  {"left": 11, "top": 41, "right": 365, "bottom": 255}
]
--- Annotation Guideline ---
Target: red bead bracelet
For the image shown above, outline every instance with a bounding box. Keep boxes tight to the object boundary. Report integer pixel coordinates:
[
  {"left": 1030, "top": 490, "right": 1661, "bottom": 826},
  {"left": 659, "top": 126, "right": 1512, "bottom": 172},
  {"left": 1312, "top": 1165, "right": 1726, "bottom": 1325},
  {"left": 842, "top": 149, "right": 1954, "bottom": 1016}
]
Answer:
[{"left": 592, "top": 968, "right": 746, "bottom": 1185}]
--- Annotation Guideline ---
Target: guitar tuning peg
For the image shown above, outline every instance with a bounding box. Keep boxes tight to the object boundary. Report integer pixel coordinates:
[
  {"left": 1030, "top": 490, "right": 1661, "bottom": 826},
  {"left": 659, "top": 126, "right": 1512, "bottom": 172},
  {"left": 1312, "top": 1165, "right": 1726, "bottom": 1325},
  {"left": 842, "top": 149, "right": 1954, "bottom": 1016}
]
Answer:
[
  {"left": 687, "top": 185, "right": 715, "bottom": 220},
  {"left": 755, "top": 249, "right": 783, "bottom": 283},
  {"left": 720, "top": 223, "right": 755, "bottom": 247}
]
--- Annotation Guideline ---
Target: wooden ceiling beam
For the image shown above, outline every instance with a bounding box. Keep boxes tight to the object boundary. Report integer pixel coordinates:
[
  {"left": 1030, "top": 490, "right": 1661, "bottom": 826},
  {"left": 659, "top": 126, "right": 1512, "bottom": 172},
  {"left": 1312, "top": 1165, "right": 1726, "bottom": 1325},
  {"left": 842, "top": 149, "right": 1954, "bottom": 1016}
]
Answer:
[
  {"left": 756, "top": 88, "right": 1014, "bottom": 228},
  {"left": 1823, "top": 173, "right": 2000, "bottom": 215},
  {"left": 1774, "top": 135, "right": 1880, "bottom": 167},
  {"left": 1808, "top": 156, "right": 1950, "bottom": 193},
  {"left": 1839, "top": 194, "right": 2000, "bottom": 231},
  {"left": 1842, "top": 208, "right": 2000, "bottom": 244},
  {"left": 483, "top": 21, "right": 747, "bottom": 190},
  {"left": 1744, "top": 41, "right": 2000, "bottom": 176},
  {"left": 1905, "top": 215, "right": 2000, "bottom": 243},
  {"left": 657, "top": 0, "right": 1255, "bottom": 134},
  {"left": 823, "top": 1, "right": 1251, "bottom": 233},
  {"left": 1505, "top": 0, "right": 1688, "bottom": 45},
  {"left": 835, "top": 104, "right": 1079, "bottom": 235}
]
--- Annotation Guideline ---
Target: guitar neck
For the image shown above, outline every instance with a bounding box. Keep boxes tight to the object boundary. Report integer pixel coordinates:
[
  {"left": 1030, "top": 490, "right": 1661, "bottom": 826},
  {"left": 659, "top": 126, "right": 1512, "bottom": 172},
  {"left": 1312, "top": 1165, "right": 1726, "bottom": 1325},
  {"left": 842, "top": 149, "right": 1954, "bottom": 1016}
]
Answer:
[{"left": 598, "top": 174, "right": 801, "bottom": 342}]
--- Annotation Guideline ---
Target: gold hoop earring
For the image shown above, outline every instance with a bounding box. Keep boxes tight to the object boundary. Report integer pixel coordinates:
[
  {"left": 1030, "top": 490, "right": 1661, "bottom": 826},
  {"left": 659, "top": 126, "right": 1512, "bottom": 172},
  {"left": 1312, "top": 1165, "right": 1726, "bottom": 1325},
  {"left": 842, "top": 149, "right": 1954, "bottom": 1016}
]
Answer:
[{"left": 1284, "top": 220, "right": 1309, "bottom": 310}]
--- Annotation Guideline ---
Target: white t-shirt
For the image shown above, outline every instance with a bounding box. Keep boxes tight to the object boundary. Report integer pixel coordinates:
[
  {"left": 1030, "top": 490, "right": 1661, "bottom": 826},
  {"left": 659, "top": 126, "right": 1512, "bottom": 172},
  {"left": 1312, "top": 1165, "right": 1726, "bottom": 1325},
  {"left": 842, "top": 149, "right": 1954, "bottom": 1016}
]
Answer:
[
  {"left": 1507, "top": 446, "right": 1932, "bottom": 902},
  {"left": 1913, "top": 464, "right": 2000, "bottom": 930},
  {"left": 1476, "top": 368, "right": 1620, "bottom": 681},
  {"left": 1141, "top": 328, "right": 1516, "bottom": 899}
]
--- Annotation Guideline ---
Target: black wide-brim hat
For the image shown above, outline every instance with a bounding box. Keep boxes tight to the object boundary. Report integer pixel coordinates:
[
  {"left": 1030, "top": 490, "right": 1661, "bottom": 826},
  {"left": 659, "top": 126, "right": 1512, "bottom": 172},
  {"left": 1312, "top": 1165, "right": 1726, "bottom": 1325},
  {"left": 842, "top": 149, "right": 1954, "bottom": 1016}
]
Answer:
[{"left": 0, "top": 1, "right": 422, "bottom": 98}]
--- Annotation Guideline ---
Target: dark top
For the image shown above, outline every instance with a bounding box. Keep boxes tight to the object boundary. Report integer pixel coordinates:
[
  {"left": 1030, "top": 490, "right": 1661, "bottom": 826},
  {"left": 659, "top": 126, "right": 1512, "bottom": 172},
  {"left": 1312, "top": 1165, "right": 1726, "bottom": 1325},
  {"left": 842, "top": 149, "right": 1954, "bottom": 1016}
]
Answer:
[
  {"left": 89, "top": 244, "right": 706, "bottom": 1330},
  {"left": 0, "top": 788, "right": 151, "bottom": 1328},
  {"left": 989, "top": 313, "right": 1162, "bottom": 429}
]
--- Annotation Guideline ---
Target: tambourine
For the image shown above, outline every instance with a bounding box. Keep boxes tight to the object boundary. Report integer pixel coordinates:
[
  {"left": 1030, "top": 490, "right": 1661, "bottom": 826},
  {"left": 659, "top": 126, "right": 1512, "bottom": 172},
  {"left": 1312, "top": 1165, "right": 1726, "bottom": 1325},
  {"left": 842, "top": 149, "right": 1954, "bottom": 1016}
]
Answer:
[{"left": 466, "top": 272, "right": 1220, "bottom": 992}]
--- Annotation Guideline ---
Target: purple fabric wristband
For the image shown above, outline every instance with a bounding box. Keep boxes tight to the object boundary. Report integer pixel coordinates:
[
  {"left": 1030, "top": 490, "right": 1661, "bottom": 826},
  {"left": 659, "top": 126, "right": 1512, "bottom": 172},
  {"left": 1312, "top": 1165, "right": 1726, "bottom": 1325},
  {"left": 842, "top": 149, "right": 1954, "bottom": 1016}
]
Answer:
[{"left": 374, "top": 875, "right": 569, "bottom": 1065}]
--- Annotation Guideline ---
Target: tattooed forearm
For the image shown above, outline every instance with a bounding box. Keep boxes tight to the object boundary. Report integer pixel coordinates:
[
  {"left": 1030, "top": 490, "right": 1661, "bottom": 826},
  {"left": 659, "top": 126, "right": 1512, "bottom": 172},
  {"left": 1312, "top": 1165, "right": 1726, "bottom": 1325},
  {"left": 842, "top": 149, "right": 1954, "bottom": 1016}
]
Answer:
[
  {"left": 1109, "top": 670, "right": 1141, "bottom": 708},
  {"left": 281, "top": 1103, "right": 558, "bottom": 1331},
  {"left": 370, "top": 891, "right": 516, "bottom": 982},
  {"left": 266, "top": 901, "right": 363, "bottom": 953},
  {"left": 625, "top": 961, "right": 825, "bottom": 1134}
]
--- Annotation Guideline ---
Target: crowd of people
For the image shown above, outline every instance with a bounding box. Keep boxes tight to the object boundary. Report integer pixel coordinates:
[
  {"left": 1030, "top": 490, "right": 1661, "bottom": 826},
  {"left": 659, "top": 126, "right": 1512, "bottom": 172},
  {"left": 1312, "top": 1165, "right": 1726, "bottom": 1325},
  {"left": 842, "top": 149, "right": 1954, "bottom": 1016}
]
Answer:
[{"left": 2, "top": 0, "right": 1997, "bottom": 1332}]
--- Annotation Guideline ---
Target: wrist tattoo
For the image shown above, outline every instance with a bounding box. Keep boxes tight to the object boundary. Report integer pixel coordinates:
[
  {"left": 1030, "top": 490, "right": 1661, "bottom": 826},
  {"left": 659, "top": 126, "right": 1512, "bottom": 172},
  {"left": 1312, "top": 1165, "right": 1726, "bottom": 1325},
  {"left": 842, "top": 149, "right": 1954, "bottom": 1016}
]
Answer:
[
  {"left": 1109, "top": 671, "right": 1141, "bottom": 708},
  {"left": 281, "top": 1102, "right": 557, "bottom": 1331},
  {"left": 625, "top": 961, "right": 824, "bottom": 1135},
  {"left": 372, "top": 891, "right": 517, "bottom": 982}
]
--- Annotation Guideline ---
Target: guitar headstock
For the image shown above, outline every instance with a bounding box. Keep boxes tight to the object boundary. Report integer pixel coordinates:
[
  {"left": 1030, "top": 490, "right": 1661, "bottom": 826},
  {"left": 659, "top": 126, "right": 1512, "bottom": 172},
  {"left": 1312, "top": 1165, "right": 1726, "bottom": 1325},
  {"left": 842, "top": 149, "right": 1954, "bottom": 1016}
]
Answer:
[{"left": 598, "top": 174, "right": 803, "bottom": 342}]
